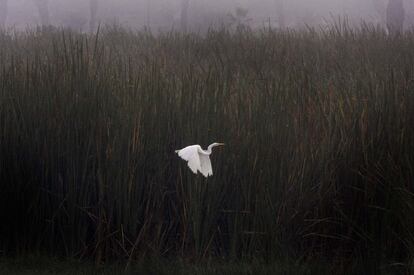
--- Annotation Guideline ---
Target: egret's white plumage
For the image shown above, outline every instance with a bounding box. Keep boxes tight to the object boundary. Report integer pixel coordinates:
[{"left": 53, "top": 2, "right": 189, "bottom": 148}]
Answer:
[{"left": 175, "top": 143, "right": 224, "bottom": 177}]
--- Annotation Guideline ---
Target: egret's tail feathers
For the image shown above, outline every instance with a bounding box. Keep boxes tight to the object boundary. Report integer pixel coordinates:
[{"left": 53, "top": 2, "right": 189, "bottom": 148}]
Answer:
[{"left": 175, "top": 150, "right": 179, "bottom": 153}]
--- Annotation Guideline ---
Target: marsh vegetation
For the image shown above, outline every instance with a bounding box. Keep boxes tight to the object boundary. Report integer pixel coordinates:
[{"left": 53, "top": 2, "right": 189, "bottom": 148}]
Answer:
[{"left": 0, "top": 25, "right": 413, "bottom": 273}]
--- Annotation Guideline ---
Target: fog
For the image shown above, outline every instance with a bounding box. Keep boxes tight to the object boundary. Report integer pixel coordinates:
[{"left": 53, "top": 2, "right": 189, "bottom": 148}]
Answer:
[{"left": 1, "top": 0, "right": 414, "bottom": 32}]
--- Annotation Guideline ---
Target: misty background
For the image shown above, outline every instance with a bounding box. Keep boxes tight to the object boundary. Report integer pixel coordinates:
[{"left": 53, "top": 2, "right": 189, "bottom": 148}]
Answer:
[{"left": 1, "top": 0, "right": 414, "bottom": 33}]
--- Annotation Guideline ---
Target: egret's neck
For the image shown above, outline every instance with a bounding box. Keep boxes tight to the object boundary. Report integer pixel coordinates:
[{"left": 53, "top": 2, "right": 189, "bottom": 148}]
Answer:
[{"left": 206, "top": 144, "right": 216, "bottom": 155}]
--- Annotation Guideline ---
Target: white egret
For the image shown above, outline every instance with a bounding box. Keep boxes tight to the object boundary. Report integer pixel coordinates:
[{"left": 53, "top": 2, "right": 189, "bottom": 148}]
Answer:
[{"left": 175, "top": 143, "right": 225, "bottom": 177}]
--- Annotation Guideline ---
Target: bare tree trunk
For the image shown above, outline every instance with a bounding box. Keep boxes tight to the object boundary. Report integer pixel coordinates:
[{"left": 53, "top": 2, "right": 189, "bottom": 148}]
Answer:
[
  {"left": 372, "top": 0, "right": 387, "bottom": 19},
  {"left": 275, "top": 0, "right": 285, "bottom": 28},
  {"left": 0, "top": 0, "right": 7, "bottom": 27},
  {"left": 33, "top": 0, "right": 50, "bottom": 26},
  {"left": 372, "top": 0, "right": 390, "bottom": 31},
  {"left": 90, "top": 0, "right": 98, "bottom": 32},
  {"left": 372, "top": 0, "right": 386, "bottom": 13},
  {"left": 180, "top": 0, "right": 189, "bottom": 32},
  {"left": 387, "top": 0, "right": 405, "bottom": 34},
  {"left": 146, "top": 0, "right": 151, "bottom": 27}
]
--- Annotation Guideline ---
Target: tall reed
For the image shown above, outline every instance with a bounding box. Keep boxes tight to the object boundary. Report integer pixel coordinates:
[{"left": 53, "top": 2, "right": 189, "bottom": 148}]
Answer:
[{"left": 0, "top": 25, "right": 413, "bottom": 270}]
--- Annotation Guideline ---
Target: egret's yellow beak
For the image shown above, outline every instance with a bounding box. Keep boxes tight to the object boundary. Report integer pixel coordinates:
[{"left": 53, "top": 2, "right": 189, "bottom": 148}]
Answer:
[{"left": 217, "top": 143, "right": 225, "bottom": 146}]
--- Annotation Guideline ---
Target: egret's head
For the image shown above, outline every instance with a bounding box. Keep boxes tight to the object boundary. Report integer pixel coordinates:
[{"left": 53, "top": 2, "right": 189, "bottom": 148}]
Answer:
[
  {"left": 211, "top": 142, "right": 225, "bottom": 148},
  {"left": 207, "top": 142, "right": 225, "bottom": 152}
]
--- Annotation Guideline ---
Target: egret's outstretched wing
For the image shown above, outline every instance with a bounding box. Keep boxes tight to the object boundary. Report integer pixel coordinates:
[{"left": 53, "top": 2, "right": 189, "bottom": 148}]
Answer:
[
  {"left": 199, "top": 154, "right": 213, "bottom": 177},
  {"left": 176, "top": 145, "right": 201, "bottom": 175}
]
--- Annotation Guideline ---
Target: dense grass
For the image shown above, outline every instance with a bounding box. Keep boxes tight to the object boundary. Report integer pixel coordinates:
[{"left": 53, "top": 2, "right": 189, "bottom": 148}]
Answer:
[
  {"left": 0, "top": 256, "right": 336, "bottom": 275},
  {"left": 0, "top": 25, "right": 413, "bottom": 272},
  {"left": 0, "top": 255, "right": 410, "bottom": 275}
]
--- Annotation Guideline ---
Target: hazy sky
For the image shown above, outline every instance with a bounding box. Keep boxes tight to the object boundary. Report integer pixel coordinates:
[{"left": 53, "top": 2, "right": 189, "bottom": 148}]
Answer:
[{"left": 1, "top": 0, "right": 413, "bottom": 31}]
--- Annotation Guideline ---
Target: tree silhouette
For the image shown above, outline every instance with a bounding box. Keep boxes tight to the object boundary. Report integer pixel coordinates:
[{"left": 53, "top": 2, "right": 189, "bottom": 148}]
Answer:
[
  {"left": 33, "top": 0, "right": 50, "bottom": 26},
  {"left": 275, "top": 0, "right": 285, "bottom": 28},
  {"left": 386, "top": 0, "right": 405, "bottom": 34},
  {"left": 90, "top": 0, "right": 98, "bottom": 32},
  {"left": 0, "top": 0, "right": 7, "bottom": 27},
  {"left": 180, "top": 0, "right": 189, "bottom": 32}
]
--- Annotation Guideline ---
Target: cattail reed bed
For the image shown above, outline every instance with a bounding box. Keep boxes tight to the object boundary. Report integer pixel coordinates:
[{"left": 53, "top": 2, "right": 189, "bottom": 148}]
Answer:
[{"left": 0, "top": 25, "right": 413, "bottom": 269}]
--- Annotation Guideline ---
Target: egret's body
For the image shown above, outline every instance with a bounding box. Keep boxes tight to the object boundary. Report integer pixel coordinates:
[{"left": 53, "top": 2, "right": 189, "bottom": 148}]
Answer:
[{"left": 175, "top": 143, "right": 224, "bottom": 177}]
